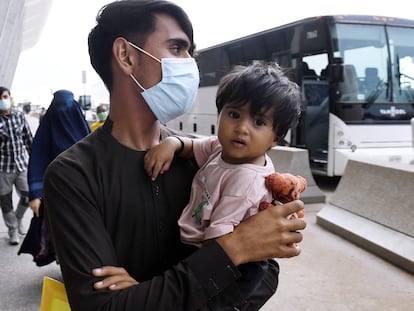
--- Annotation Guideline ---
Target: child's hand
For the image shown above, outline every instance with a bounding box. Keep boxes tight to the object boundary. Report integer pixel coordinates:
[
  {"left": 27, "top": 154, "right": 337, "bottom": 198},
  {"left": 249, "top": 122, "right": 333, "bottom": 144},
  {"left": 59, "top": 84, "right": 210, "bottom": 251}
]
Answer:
[
  {"left": 144, "top": 137, "right": 180, "bottom": 180},
  {"left": 92, "top": 266, "right": 138, "bottom": 291}
]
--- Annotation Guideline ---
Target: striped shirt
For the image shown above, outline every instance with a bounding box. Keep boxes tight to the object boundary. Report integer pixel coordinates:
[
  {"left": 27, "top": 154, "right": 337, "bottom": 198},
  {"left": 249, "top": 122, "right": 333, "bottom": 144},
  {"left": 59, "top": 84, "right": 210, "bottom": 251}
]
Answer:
[{"left": 0, "top": 109, "right": 32, "bottom": 173}]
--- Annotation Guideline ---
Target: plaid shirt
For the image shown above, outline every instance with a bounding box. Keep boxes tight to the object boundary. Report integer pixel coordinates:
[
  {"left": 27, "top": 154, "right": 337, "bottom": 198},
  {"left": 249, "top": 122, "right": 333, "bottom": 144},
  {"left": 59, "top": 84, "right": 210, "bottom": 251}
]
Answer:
[{"left": 0, "top": 109, "right": 33, "bottom": 173}]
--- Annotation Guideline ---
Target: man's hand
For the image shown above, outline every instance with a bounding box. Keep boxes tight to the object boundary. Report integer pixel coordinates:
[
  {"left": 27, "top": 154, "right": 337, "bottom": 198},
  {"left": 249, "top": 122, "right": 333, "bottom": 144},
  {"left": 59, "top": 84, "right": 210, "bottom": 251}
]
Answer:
[
  {"left": 217, "top": 200, "right": 306, "bottom": 265},
  {"left": 93, "top": 266, "right": 139, "bottom": 290}
]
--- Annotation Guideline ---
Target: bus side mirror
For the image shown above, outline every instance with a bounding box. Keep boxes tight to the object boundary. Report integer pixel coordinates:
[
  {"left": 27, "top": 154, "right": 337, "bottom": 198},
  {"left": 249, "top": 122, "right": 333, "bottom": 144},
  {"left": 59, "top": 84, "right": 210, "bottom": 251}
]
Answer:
[
  {"left": 330, "top": 57, "right": 344, "bottom": 83},
  {"left": 331, "top": 64, "right": 344, "bottom": 82}
]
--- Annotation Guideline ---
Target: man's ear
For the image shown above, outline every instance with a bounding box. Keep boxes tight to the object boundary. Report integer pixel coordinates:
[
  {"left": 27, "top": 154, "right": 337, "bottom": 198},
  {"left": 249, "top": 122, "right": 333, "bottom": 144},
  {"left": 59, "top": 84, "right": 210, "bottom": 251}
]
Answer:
[{"left": 112, "top": 37, "right": 135, "bottom": 75}]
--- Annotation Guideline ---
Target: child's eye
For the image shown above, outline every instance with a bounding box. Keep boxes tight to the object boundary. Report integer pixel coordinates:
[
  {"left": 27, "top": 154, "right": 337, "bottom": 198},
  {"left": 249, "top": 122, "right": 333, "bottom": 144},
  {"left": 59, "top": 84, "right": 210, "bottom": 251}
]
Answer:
[
  {"left": 254, "top": 119, "right": 266, "bottom": 126},
  {"left": 228, "top": 111, "right": 240, "bottom": 119}
]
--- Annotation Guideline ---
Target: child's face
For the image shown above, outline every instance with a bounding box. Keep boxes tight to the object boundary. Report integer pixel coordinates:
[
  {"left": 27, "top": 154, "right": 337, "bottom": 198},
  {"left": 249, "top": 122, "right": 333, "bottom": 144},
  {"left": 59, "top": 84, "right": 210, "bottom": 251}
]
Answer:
[{"left": 217, "top": 102, "right": 277, "bottom": 165}]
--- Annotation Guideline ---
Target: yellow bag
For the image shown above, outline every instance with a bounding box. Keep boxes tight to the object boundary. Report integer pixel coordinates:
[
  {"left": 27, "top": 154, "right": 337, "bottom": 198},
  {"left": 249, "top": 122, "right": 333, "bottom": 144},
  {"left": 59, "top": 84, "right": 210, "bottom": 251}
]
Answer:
[{"left": 39, "top": 277, "right": 71, "bottom": 311}]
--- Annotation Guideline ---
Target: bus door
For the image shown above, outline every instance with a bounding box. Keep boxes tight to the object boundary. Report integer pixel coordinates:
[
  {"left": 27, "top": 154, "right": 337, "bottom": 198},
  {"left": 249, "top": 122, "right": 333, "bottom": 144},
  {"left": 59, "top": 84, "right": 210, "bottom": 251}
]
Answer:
[
  {"left": 301, "top": 79, "right": 330, "bottom": 173},
  {"left": 296, "top": 55, "right": 330, "bottom": 173}
]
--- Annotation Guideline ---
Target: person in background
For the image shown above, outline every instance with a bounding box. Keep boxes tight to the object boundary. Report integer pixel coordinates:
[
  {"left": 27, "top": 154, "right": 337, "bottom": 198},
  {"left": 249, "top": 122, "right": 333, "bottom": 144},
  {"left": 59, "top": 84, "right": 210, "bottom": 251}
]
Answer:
[
  {"left": 19, "top": 89, "right": 91, "bottom": 266},
  {"left": 28, "top": 89, "right": 90, "bottom": 217},
  {"left": 38, "top": 107, "right": 46, "bottom": 123},
  {"left": 143, "top": 61, "right": 302, "bottom": 309},
  {"left": 90, "top": 103, "right": 108, "bottom": 132},
  {"left": 43, "top": 1, "right": 306, "bottom": 310},
  {"left": 0, "top": 86, "right": 33, "bottom": 245}
]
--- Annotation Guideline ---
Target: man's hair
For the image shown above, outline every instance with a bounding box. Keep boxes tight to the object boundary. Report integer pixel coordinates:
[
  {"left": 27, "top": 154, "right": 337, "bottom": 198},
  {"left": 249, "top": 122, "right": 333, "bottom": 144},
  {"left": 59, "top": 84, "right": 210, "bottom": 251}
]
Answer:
[
  {"left": 216, "top": 61, "right": 302, "bottom": 142},
  {"left": 0, "top": 86, "right": 10, "bottom": 96},
  {"left": 88, "top": 0, "right": 194, "bottom": 92}
]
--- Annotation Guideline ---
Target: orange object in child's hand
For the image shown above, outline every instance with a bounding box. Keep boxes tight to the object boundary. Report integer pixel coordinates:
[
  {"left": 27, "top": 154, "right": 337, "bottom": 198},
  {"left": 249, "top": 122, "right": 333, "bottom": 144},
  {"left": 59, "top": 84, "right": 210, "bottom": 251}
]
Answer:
[
  {"left": 260, "top": 172, "right": 307, "bottom": 248},
  {"left": 265, "top": 172, "right": 307, "bottom": 204}
]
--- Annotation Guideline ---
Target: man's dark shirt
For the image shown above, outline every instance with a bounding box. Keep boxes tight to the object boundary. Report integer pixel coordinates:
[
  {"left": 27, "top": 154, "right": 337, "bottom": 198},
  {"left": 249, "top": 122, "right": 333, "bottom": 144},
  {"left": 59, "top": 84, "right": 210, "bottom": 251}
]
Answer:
[{"left": 44, "top": 120, "right": 241, "bottom": 310}]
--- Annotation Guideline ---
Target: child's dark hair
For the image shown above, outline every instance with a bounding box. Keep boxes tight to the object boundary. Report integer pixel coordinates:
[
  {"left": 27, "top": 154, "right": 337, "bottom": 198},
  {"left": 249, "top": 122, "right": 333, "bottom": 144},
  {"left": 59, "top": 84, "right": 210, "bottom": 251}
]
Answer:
[{"left": 216, "top": 61, "right": 302, "bottom": 142}]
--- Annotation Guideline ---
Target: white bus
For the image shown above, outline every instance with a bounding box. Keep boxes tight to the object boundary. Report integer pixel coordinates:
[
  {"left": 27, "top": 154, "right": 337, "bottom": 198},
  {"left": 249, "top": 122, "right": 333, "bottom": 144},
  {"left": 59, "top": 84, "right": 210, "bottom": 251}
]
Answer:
[{"left": 167, "top": 15, "right": 414, "bottom": 176}]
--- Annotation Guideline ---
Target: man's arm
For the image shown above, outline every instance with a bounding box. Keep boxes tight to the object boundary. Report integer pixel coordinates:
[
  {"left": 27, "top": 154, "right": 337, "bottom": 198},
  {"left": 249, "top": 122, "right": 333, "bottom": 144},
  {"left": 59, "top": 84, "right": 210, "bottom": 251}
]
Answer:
[
  {"left": 218, "top": 201, "right": 305, "bottom": 265},
  {"left": 44, "top": 157, "right": 240, "bottom": 311}
]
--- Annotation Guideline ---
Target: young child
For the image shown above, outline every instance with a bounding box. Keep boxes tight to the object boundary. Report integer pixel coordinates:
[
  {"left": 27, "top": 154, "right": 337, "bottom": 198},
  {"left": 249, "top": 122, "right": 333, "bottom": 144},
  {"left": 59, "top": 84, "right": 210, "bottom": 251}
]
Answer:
[{"left": 144, "top": 61, "right": 302, "bottom": 309}]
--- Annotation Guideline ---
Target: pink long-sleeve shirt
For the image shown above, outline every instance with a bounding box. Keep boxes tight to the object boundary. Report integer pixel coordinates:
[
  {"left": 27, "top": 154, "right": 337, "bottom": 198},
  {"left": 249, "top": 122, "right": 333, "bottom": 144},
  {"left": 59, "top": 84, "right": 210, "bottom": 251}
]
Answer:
[{"left": 178, "top": 136, "right": 274, "bottom": 247}]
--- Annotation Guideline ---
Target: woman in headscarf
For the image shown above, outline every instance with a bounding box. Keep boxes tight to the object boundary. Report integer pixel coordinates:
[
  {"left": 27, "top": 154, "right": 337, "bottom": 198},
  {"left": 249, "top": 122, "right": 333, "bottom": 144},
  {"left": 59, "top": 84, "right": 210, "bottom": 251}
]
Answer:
[{"left": 18, "top": 89, "right": 90, "bottom": 266}]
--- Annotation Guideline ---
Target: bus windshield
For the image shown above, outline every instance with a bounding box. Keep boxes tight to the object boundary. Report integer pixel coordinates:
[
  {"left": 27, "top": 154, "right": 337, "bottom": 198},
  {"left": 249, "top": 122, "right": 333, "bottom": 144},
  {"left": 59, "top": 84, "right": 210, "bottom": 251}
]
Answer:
[{"left": 332, "top": 23, "right": 414, "bottom": 122}]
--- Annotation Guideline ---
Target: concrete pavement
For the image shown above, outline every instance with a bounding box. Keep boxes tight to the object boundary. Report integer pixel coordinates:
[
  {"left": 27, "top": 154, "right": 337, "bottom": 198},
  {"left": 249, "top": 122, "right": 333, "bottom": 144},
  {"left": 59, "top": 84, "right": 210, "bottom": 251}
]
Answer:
[
  {"left": 261, "top": 196, "right": 414, "bottom": 310},
  {"left": 0, "top": 227, "right": 62, "bottom": 311},
  {"left": 0, "top": 115, "right": 413, "bottom": 310}
]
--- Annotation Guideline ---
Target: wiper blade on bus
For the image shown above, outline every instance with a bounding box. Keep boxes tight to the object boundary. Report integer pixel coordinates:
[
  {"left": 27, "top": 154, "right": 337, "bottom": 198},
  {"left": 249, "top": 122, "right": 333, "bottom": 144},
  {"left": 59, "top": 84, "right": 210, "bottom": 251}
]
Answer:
[
  {"left": 365, "top": 80, "right": 386, "bottom": 108},
  {"left": 399, "top": 72, "right": 414, "bottom": 81}
]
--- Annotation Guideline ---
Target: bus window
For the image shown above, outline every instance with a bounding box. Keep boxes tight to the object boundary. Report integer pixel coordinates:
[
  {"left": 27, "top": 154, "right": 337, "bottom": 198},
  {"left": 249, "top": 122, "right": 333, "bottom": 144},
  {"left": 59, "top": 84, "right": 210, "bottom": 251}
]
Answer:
[
  {"left": 302, "top": 80, "right": 329, "bottom": 107},
  {"left": 363, "top": 67, "right": 381, "bottom": 93},
  {"left": 301, "top": 62, "right": 318, "bottom": 79},
  {"left": 302, "top": 54, "right": 328, "bottom": 79},
  {"left": 338, "top": 64, "right": 359, "bottom": 101}
]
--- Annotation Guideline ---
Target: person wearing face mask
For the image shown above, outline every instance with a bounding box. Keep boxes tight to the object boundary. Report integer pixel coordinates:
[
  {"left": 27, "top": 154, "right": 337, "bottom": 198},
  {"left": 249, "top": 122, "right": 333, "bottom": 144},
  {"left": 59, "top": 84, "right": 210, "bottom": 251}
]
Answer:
[
  {"left": 42, "top": 1, "right": 306, "bottom": 310},
  {"left": 90, "top": 104, "right": 109, "bottom": 132},
  {"left": 128, "top": 41, "right": 199, "bottom": 124},
  {"left": 0, "top": 86, "right": 33, "bottom": 245}
]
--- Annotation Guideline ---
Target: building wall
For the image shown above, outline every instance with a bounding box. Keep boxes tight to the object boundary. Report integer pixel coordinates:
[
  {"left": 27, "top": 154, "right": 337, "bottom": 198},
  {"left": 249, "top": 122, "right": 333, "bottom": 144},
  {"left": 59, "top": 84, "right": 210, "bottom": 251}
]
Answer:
[
  {"left": 0, "top": 0, "right": 25, "bottom": 88},
  {"left": 0, "top": 0, "right": 53, "bottom": 88}
]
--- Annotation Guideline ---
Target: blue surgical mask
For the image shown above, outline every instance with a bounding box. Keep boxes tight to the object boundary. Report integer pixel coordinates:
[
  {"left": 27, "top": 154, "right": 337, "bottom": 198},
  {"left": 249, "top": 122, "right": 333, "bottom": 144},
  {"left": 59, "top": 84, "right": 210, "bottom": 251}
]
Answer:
[
  {"left": 0, "top": 98, "right": 11, "bottom": 111},
  {"left": 128, "top": 42, "right": 200, "bottom": 124}
]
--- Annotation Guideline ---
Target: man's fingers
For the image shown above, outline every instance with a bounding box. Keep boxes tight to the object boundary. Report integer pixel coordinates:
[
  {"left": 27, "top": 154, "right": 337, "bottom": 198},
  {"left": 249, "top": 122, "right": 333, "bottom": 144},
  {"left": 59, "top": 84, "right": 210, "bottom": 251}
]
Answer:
[
  {"left": 93, "top": 266, "right": 125, "bottom": 276},
  {"left": 282, "top": 245, "right": 301, "bottom": 258},
  {"left": 108, "top": 280, "right": 138, "bottom": 290},
  {"left": 288, "top": 229, "right": 304, "bottom": 244},
  {"left": 281, "top": 200, "right": 305, "bottom": 218},
  {"left": 92, "top": 266, "right": 138, "bottom": 290},
  {"left": 286, "top": 217, "right": 307, "bottom": 232}
]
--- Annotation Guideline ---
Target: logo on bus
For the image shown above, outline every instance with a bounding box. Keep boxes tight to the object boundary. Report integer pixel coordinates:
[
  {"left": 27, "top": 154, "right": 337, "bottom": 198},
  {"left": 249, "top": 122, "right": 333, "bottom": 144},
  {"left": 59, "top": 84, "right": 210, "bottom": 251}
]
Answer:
[
  {"left": 306, "top": 30, "right": 318, "bottom": 39},
  {"left": 379, "top": 106, "right": 406, "bottom": 117}
]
